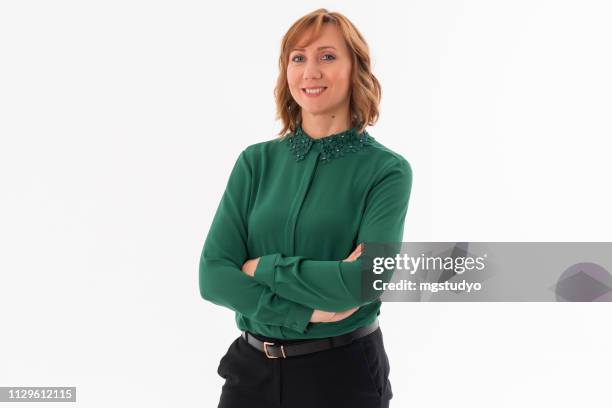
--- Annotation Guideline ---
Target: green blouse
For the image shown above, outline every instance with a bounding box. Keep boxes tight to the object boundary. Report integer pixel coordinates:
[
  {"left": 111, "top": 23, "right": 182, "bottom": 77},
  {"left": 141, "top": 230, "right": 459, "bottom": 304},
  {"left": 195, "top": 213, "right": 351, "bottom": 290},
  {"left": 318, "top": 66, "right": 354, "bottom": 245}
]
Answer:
[{"left": 199, "top": 124, "right": 413, "bottom": 339}]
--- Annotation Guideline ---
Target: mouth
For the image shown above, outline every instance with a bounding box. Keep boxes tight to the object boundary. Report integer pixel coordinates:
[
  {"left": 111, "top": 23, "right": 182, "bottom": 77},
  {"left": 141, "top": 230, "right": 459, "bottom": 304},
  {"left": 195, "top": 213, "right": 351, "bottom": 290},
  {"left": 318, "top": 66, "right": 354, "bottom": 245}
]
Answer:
[{"left": 301, "top": 87, "right": 328, "bottom": 97}]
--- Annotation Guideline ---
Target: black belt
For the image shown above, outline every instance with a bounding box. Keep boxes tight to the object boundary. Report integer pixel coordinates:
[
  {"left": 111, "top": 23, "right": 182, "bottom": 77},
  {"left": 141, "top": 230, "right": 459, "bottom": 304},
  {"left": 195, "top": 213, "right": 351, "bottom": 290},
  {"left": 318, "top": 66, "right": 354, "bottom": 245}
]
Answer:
[{"left": 241, "top": 319, "right": 379, "bottom": 359}]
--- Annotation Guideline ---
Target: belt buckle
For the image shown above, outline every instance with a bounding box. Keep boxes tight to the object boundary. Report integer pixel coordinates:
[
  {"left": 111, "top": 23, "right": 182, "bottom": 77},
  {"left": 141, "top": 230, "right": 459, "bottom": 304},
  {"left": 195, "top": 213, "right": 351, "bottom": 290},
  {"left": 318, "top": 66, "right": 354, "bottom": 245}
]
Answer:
[{"left": 263, "top": 341, "right": 286, "bottom": 359}]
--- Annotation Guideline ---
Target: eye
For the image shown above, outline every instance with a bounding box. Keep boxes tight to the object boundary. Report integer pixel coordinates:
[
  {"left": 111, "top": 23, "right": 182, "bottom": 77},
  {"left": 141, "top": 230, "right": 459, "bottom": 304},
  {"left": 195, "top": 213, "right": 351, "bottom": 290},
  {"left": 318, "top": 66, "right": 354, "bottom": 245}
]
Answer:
[
  {"left": 290, "top": 53, "right": 336, "bottom": 63},
  {"left": 322, "top": 53, "right": 336, "bottom": 61}
]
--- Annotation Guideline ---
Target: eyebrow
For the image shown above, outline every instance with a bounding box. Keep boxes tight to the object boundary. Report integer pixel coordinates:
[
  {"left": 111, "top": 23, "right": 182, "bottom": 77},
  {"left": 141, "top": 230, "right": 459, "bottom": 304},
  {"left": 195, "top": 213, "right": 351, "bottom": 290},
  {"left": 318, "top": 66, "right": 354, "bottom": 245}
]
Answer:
[{"left": 291, "top": 46, "right": 337, "bottom": 52}]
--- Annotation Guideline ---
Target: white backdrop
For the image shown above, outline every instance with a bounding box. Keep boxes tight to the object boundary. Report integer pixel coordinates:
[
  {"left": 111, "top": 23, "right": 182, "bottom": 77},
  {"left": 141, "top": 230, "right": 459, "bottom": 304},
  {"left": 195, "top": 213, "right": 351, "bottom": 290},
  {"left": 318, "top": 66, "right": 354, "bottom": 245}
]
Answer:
[{"left": 1, "top": 1, "right": 611, "bottom": 407}]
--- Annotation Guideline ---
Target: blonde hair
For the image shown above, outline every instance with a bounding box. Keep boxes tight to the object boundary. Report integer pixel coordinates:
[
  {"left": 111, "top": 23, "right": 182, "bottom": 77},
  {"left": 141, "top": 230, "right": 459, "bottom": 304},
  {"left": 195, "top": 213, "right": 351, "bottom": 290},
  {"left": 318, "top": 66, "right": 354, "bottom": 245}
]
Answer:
[{"left": 274, "top": 8, "right": 381, "bottom": 138}]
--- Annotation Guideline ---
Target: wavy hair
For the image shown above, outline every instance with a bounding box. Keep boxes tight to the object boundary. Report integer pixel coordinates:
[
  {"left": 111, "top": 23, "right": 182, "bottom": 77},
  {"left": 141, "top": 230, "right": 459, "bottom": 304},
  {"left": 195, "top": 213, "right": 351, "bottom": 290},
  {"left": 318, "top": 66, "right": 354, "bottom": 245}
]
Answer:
[{"left": 274, "top": 9, "right": 381, "bottom": 138}]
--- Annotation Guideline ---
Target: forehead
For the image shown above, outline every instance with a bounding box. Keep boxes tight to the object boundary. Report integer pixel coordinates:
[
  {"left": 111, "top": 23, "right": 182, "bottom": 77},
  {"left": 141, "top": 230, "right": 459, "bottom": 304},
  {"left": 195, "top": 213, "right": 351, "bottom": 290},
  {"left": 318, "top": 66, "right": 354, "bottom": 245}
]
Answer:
[{"left": 292, "top": 23, "right": 346, "bottom": 51}]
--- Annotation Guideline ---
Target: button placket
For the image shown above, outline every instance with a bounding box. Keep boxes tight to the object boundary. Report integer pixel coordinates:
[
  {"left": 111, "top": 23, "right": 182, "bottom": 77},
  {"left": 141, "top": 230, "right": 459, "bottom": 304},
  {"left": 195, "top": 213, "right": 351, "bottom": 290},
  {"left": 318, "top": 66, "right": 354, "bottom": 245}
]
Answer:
[{"left": 285, "top": 149, "right": 320, "bottom": 254}]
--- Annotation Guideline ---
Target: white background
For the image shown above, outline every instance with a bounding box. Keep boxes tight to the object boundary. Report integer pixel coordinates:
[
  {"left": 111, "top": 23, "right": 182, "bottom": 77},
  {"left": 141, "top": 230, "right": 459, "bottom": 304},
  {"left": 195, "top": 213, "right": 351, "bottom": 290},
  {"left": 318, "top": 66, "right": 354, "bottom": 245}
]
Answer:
[{"left": 1, "top": 1, "right": 611, "bottom": 407}]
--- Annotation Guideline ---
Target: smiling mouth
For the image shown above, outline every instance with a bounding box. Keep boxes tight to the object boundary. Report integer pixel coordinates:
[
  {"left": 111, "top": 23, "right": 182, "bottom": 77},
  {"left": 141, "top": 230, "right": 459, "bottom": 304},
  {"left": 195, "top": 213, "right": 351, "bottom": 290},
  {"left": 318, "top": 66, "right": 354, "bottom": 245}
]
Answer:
[{"left": 302, "top": 87, "right": 328, "bottom": 96}]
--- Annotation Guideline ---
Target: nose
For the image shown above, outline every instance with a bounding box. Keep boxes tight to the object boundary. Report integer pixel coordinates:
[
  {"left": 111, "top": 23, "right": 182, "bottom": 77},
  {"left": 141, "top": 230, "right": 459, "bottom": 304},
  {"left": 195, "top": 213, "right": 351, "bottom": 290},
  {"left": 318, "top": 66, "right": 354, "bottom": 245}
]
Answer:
[{"left": 303, "top": 58, "right": 322, "bottom": 80}]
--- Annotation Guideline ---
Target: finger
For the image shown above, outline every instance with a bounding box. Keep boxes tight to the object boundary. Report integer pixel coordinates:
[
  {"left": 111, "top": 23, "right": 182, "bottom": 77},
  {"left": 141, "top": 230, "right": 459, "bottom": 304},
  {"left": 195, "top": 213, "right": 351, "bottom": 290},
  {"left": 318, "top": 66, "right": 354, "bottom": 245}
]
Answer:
[
  {"left": 348, "top": 249, "right": 362, "bottom": 262},
  {"left": 331, "top": 307, "right": 358, "bottom": 322},
  {"left": 334, "top": 311, "right": 352, "bottom": 321},
  {"left": 343, "top": 252, "right": 357, "bottom": 262}
]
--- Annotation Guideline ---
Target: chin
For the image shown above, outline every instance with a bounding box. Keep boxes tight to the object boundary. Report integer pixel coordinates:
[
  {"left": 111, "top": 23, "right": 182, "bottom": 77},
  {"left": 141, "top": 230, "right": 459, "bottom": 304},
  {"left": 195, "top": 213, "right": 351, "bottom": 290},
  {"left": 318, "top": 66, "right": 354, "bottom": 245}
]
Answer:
[
  {"left": 301, "top": 107, "right": 333, "bottom": 117},
  {"left": 299, "top": 100, "right": 336, "bottom": 113}
]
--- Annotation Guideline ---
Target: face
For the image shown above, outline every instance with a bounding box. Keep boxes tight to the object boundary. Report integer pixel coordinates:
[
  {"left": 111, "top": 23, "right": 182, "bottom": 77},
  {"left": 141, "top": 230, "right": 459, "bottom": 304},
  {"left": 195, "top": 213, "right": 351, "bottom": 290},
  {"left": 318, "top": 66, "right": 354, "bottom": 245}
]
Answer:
[{"left": 287, "top": 24, "right": 353, "bottom": 119}]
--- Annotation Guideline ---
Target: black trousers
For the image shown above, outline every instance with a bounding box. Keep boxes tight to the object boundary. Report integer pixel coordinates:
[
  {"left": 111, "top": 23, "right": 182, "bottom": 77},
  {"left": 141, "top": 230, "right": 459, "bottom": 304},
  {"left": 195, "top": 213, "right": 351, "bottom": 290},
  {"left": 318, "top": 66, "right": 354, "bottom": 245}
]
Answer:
[{"left": 216, "top": 326, "right": 393, "bottom": 408}]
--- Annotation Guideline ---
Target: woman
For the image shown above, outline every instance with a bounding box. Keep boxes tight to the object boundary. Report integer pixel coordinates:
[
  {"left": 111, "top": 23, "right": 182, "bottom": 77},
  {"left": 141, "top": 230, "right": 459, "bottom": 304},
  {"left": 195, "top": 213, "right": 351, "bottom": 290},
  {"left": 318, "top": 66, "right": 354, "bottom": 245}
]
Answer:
[{"left": 199, "top": 8, "right": 412, "bottom": 408}]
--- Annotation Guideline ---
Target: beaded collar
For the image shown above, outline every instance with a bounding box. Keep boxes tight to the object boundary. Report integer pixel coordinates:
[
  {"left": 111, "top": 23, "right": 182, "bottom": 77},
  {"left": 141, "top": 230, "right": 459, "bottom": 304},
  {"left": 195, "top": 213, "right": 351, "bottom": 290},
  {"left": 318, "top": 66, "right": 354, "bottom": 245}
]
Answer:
[{"left": 286, "top": 123, "right": 374, "bottom": 163}]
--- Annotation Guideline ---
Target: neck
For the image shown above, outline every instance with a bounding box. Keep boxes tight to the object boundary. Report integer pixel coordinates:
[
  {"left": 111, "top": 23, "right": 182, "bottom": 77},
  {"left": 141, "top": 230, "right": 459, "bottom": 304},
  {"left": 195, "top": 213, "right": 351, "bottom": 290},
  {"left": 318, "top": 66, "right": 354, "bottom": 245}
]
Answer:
[{"left": 299, "top": 108, "right": 352, "bottom": 139}]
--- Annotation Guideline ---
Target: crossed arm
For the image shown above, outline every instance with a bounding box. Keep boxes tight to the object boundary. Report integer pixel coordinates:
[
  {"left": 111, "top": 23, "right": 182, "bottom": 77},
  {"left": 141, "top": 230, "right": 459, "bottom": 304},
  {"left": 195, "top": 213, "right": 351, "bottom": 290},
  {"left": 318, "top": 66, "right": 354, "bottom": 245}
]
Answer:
[
  {"left": 199, "top": 149, "right": 412, "bottom": 333},
  {"left": 240, "top": 244, "right": 365, "bottom": 323}
]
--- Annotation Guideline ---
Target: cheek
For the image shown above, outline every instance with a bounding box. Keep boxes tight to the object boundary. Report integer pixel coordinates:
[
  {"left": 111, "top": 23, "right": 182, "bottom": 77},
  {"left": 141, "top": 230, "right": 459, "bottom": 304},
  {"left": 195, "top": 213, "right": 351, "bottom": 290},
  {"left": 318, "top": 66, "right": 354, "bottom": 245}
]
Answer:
[
  {"left": 329, "top": 75, "right": 350, "bottom": 95},
  {"left": 287, "top": 69, "right": 300, "bottom": 89},
  {"left": 329, "top": 66, "right": 351, "bottom": 90}
]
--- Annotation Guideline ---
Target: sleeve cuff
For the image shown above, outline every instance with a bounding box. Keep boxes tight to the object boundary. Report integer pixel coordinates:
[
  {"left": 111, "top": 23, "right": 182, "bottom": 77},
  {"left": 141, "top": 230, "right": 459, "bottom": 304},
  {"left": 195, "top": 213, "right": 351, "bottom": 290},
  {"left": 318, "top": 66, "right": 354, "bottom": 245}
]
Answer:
[
  {"left": 284, "top": 302, "right": 312, "bottom": 334},
  {"left": 253, "top": 253, "right": 279, "bottom": 290}
]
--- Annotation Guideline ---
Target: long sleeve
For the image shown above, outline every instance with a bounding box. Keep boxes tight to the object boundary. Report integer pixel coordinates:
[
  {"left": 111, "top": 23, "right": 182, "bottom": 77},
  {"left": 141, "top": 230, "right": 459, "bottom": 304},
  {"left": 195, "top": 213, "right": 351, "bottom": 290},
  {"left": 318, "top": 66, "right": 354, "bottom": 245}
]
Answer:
[
  {"left": 253, "top": 157, "right": 413, "bottom": 312},
  {"left": 199, "top": 150, "right": 313, "bottom": 333}
]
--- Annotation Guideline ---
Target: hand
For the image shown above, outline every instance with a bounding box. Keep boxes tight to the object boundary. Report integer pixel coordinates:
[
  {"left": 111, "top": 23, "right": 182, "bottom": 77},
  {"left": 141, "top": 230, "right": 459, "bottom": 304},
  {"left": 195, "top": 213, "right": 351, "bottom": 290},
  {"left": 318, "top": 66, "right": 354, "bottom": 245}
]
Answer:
[
  {"left": 342, "top": 243, "right": 364, "bottom": 262},
  {"left": 241, "top": 257, "right": 259, "bottom": 277},
  {"left": 310, "top": 307, "right": 359, "bottom": 323}
]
